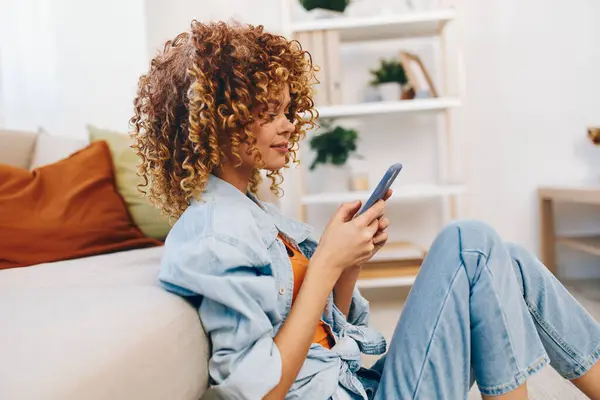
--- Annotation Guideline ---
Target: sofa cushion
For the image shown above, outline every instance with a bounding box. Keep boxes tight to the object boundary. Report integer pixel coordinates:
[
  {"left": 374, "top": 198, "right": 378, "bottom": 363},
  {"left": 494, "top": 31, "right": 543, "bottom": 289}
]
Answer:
[
  {"left": 88, "top": 125, "right": 171, "bottom": 240},
  {"left": 0, "top": 247, "right": 209, "bottom": 400},
  {"left": 0, "top": 129, "right": 39, "bottom": 169},
  {"left": 0, "top": 141, "right": 161, "bottom": 270},
  {"left": 30, "top": 131, "right": 88, "bottom": 169}
]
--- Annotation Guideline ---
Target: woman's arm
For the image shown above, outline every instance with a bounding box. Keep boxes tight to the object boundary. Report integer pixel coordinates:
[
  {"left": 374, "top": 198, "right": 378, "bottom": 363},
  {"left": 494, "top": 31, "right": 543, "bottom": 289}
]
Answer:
[
  {"left": 333, "top": 216, "right": 390, "bottom": 317},
  {"left": 333, "top": 266, "right": 361, "bottom": 317},
  {"left": 333, "top": 190, "right": 392, "bottom": 318},
  {"left": 263, "top": 259, "right": 339, "bottom": 400},
  {"left": 264, "top": 201, "right": 386, "bottom": 399}
]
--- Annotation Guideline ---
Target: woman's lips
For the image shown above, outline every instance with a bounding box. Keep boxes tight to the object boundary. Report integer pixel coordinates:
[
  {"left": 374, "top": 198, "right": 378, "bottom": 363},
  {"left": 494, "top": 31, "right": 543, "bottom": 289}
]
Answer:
[{"left": 271, "top": 143, "right": 289, "bottom": 153}]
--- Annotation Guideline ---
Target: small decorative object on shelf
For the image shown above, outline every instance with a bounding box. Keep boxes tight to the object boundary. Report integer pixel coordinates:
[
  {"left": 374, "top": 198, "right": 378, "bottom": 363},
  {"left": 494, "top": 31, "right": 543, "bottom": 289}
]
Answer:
[
  {"left": 589, "top": 127, "right": 600, "bottom": 145},
  {"left": 369, "top": 58, "right": 413, "bottom": 101},
  {"left": 399, "top": 51, "right": 438, "bottom": 98},
  {"left": 348, "top": 158, "right": 369, "bottom": 191},
  {"left": 300, "top": 0, "right": 350, "bottom": 17}
]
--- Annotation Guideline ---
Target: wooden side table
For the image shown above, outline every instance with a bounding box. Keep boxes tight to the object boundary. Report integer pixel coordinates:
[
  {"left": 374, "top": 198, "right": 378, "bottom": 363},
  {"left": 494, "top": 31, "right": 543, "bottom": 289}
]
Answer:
[{"left": 538, "top": 185, "right": 600, "bottom": 275}]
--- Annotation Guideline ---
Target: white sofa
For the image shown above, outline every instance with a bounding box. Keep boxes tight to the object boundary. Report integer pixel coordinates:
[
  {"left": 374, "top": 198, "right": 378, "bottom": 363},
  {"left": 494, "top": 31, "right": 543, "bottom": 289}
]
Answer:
[
  {"left": 0, "top": 129, "right": 210, "bottom": 399},
  {"left": 0, "top": 247, "right": 209, "bottom": 400}
]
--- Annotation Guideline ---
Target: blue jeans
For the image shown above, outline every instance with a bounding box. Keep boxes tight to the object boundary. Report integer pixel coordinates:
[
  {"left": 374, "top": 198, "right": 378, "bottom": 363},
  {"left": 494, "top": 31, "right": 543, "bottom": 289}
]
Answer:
[{"left": 360, "top": 220, "right": 600, "bottom": 399}]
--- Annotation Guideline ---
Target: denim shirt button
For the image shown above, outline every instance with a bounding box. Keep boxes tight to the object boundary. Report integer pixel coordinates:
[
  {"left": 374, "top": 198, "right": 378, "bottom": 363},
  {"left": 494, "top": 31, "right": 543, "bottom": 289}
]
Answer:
[{"left": 279, "top": 287, "right": 286, "bottom": 295}]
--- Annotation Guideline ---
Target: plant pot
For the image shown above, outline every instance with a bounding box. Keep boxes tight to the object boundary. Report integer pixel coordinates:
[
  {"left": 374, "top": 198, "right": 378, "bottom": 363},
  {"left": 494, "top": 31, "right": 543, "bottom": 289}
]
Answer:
[
  {"left": 376, "top": 82, "right": 401, "bottom": 102},
  {"left": 363, "top": 85, "right": 382, "bottom": 102},
  {"left": 309, "top": 164, "right": 350, "bottom": 193},
  {"left": 309, "top": 8, "right": 345, "bottom": 18}
]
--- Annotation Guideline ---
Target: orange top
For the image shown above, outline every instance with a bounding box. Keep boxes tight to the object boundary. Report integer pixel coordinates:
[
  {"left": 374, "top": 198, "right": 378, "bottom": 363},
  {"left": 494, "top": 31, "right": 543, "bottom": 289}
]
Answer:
[{"left": 279, "top": 234, "right": 335, "bottom": 350}]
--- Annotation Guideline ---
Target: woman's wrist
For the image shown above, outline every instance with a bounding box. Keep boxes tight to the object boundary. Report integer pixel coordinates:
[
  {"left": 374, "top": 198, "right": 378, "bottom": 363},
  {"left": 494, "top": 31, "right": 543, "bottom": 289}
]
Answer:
[{"left": 307, "top": 255, "right": 341, "bottom": 287}]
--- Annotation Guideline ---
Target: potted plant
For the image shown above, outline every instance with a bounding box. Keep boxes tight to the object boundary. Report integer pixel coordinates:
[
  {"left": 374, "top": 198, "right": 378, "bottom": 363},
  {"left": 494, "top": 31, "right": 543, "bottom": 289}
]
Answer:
[
  {"left": 309, "top": 122, "right": 365, "bottom": 192},
  {"left": 299, "top": 0, "right": 350, "bottom": 17},
  {"left": 370, "top": 58, "right": 412, "bottom": 101}
]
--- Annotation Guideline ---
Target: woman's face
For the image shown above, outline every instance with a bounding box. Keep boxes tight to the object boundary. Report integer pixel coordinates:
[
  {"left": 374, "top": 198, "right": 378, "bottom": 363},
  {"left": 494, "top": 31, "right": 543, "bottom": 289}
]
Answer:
[{"left": 239, "top": 85, "right": 296, "bottom": 171}]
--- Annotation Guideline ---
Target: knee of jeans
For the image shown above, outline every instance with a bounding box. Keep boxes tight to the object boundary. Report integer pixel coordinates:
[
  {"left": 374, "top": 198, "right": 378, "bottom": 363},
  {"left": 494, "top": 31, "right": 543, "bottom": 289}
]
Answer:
[
  {"left": 505, "top": 242, "right": 528, "bottom": 260},
  {"left": 439, "top": 220, "right": 501, "bottom": 253},
  {"left": 504, "top": 242, "right": 542, "bottom": 290}
]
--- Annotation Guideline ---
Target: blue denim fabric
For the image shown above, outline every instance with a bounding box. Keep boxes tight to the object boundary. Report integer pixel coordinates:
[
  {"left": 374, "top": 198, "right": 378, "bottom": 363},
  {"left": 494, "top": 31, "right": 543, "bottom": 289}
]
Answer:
[
  {"left": 364, "top": 220, "right": 600, "bottom": 399},
  {"left": 159, "top": 175, "right": 386, "bottom": 400}
]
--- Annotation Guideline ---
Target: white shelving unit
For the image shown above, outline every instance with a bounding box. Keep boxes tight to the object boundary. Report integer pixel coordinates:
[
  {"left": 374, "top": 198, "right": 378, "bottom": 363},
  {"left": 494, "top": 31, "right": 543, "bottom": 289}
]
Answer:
[
  {"left": 281, "top": 2, "right": 464, "bottom": 288},
  {"left": 291, "top": 9, "right": 457, "bottom": 42},
  {"left": 317, "top": 97, "right": 461, "bottom": 118},
  {"left": 301, "top": 183, "right": 465, "bottom": 205}
]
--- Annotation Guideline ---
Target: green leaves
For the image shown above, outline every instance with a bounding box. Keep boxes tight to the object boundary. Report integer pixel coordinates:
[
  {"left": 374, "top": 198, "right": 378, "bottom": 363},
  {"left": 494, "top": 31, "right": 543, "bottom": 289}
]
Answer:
[
  {"left": 309, "top": 125, "right": 358, "bottom": 170},
  {"left": 370, "top": 58, "right": 408, "bottom": 85},
  {"left": 299, "top": 0, "right": 350, "bottom": 12}
]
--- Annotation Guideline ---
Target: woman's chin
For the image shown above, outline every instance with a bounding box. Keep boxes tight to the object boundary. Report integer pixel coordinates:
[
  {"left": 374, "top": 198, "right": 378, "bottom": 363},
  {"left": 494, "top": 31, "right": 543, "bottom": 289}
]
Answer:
[{"left": 262, "top": 159, "right": 287, "bottom": 171}]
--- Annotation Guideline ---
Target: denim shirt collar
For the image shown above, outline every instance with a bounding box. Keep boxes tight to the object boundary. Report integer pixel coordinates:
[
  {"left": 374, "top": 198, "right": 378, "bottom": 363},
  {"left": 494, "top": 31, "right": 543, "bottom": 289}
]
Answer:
[{"left": 202, "top": 175, "right": 313, "bottom": 247}]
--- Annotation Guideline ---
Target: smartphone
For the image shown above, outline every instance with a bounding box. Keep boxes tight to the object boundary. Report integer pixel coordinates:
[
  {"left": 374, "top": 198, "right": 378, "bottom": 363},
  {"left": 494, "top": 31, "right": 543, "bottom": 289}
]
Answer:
[{"left": 358, "top": 163, "right": 403, "bottom": 215}]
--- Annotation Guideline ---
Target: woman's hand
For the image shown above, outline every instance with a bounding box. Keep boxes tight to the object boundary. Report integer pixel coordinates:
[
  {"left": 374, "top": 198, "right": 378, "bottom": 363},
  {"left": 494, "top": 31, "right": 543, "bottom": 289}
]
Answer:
[
  {"left": 311, "top": 198, "right": 386, "bottom": 275},
  {"left": 370, "top": 189, "right": 392, "bottom": 259}
]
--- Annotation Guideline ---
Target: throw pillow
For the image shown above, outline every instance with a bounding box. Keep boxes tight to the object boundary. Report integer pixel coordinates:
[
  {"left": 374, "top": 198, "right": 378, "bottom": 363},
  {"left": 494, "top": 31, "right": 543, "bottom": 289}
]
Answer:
[
  {"left": 87, "top": 125, "right": 171, "bottom": 240},
  {"left": 0, "top": 141, "right": 162, "bottom": 270}
]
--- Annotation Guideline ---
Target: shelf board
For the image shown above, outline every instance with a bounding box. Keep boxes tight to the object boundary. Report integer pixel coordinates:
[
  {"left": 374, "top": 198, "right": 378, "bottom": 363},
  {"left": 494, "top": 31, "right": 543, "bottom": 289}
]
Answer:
[
  {"left": 557, "top": 235, "right": 600, "bottom": 257},
  {"left": 370, "top": 241, "right": 426, "bottom": 262},
  {"left": 358, "top": 264, "right": 420, "bottom": 289},
  {"left": 316, "top": 97, "right": 461, "bottom": 119},
  {"left": 291, "top": 9, "right": 457, "bottom": 42},
  {"left": 301, "top": 183, "right": 465, "bottom": 205}
]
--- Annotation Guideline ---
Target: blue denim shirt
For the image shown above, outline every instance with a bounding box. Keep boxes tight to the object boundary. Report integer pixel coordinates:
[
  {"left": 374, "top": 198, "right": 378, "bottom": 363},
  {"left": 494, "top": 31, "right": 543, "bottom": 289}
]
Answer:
[{"left": 159, "top": 175, "right": 386, "bottom": 400}]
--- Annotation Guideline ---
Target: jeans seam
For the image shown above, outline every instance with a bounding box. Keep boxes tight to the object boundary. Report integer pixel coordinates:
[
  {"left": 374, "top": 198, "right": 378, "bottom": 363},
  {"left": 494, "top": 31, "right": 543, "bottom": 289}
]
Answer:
[
  {"left": 411, "top": 262, "right": 464, "bottom": 399},
  {"left": 524, "top": 299, "right": 589, "bottom": 378},
  {"left": 477, "top": 355, "right": 549, "bottom": 396},
  {"left": 480, "top": 259, "right": 523, "bottom": 374},
  {"left": 571, "top": 344, "right": 600, "bottom": 379}
]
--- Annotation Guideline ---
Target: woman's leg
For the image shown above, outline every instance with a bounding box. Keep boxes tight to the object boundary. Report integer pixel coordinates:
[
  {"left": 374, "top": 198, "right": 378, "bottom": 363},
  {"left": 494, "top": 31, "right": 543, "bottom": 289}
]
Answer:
[
  {"left": 506, "top": 243, "right": 600, "bottom": 399},
  {"left": 371, "top": 220, "right": 549, "bottom": 400},
  {"left": 572, "top": 361, "right": 600, "bottom": 400}
]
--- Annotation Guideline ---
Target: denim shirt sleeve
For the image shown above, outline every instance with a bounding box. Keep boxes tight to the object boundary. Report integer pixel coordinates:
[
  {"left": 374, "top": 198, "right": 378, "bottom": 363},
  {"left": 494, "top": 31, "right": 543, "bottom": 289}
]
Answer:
[{"left": 160, "top": 234, "right": 282, "bottom": 400}]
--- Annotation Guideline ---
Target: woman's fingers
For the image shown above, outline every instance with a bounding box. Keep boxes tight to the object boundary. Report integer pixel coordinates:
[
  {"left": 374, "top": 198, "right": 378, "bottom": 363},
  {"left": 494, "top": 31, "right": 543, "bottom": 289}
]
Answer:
[
  {"left": 378, "top": 217, "right": 389, "bottom": 231},
  {"left": 382, "top": 189, "right": 393, "bottom": 201},
  {"left": 355, "top": 200, "right": 385, "bottom": 226},
  {"left": 373, "top": 231, "right": 388, "bottom": 245}
]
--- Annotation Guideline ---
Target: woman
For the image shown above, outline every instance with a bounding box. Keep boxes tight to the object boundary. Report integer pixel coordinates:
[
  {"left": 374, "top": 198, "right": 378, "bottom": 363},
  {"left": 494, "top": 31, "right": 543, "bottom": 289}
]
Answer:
[{"left": 130, "top": 21, "right": 600, "bottom": 399}]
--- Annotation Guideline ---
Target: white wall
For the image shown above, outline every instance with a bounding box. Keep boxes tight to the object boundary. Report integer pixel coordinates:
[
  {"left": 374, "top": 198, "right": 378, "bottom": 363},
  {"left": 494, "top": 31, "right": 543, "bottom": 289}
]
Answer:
[
  {"left": 144, "top": 0, "right": 284, "bottom": 58},
  {"left": 461, "top": 0, "right": 600, "bottom": 275},
  {"left": 0, "top": 0, "right": 148, "bottom": 137},
  {"left": 0, "top": 0, "right": 59, "bottom": 133}
]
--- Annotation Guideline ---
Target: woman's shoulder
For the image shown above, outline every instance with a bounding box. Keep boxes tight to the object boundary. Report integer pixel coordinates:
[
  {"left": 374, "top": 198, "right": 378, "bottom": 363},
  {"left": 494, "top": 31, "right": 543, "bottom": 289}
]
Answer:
[
  {"left": 160, "top": 199, "right": 273, "bottom": 286},
  {"left": 169, "top": 197, "right": 267, "bottom": 247}
]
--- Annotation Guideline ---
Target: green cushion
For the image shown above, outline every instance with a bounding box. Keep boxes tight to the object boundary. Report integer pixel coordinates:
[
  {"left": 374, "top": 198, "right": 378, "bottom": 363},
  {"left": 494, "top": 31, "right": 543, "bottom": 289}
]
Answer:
[{"left": 88, "top": 126, "right": 170, "bottom": 240}]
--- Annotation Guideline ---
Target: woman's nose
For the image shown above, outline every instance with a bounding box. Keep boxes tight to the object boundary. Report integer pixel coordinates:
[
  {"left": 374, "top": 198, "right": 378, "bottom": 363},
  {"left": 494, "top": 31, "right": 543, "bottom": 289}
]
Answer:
[{"left": 281, "top": 118, "right": 295, "bottom": 135}]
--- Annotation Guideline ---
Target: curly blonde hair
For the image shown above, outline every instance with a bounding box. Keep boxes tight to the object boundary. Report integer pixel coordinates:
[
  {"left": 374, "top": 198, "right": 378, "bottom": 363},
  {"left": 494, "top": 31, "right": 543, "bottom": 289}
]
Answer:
[{"left": 130, "top": 21, "right": 317, "bottom": 221}]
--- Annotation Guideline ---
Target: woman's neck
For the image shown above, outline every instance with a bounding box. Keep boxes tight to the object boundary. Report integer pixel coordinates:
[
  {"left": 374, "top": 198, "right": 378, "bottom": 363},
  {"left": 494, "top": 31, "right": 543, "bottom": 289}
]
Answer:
[{"left": 214, "top": 162, "right": 253, "bottom": 193}]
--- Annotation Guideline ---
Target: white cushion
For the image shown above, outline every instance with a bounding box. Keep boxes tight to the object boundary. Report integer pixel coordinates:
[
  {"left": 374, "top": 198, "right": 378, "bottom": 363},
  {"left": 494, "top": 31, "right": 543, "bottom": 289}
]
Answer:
[
  {"left": 30, "top": 132, "right": 89, "bottom": 169},
  {"left": 0, "top": 248, "right": 209, "bottom": 400}
]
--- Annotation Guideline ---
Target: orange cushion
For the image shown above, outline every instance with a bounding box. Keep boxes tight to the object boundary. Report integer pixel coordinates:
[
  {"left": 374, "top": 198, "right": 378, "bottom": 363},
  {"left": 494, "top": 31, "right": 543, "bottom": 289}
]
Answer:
[{"left": 0, "top": 141, "right": 161, "bottom": 270}]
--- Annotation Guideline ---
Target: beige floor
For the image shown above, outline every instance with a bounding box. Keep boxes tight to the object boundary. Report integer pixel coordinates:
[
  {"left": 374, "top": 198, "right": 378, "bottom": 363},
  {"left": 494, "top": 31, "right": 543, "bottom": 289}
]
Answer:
[{"left": 362, "top": 280, "right": 600, "bottom": 399}]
